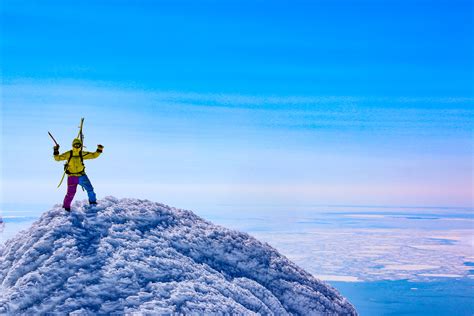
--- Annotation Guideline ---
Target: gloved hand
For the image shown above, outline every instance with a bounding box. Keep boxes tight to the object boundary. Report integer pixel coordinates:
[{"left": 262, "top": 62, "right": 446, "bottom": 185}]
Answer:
[
  {"left": 54, "top": 145, "right": 60, "bottom": 155},
  {"left": 97, "top": 144, "right": 104, "bottom": 153}
]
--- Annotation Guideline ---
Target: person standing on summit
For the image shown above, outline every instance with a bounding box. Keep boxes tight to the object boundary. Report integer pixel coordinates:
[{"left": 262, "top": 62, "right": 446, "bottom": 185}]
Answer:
[{"left": 53, "top": 138, "right": 104, "bottom": 211}]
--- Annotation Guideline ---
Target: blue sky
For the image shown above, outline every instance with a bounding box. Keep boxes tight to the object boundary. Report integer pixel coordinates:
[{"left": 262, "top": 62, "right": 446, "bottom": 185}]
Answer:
[
  {"left": 1, "top": 0, "right": 473, "bottom": 213},
  {"left": 4, "top": 0, "right": 473, "bottom": 96}
]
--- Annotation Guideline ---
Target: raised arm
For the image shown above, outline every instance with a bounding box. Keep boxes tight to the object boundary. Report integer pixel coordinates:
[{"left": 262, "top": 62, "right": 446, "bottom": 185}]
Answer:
[
  {"left": 82, "top": 144, "right": 104, "bottom": 160},
  {"left": 53, "top": 146, "right": 70, "bottom": 161}
]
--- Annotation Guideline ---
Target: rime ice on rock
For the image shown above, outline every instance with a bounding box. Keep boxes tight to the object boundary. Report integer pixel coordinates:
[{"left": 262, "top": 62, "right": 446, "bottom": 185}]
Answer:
[{"left": 0, "top": 197, "right": 357, "bottom": 315}]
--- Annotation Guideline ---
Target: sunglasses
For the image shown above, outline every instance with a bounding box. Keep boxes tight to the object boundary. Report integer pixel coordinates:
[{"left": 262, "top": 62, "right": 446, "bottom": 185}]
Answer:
[{"left": 73, "top": 143, "right": 82, "bottom": 148}]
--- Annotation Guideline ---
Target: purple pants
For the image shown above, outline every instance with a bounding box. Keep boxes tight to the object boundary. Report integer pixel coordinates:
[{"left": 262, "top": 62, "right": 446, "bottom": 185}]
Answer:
[{"left": 63, "top": 175, "right": 97, "bottom": 209}]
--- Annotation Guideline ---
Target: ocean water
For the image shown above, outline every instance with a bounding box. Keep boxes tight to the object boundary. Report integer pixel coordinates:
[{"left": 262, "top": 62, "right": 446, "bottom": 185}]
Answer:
[
  {"left": 2, "top": 202, "right": 473, "bottom": 315},
  {"left": 332, "top": 279, "right": 474, "bottom": 316}
]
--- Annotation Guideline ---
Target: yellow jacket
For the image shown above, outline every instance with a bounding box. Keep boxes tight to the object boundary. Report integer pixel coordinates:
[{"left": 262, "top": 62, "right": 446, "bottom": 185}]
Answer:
[{"left": 54, "top": 148, "right": 102, "bottom": 175}]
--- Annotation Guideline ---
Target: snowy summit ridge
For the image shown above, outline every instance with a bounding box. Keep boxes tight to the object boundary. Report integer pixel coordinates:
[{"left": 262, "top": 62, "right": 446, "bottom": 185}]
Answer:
[{"left": 0, "top": 197, "right": 357, "bottom": 315}]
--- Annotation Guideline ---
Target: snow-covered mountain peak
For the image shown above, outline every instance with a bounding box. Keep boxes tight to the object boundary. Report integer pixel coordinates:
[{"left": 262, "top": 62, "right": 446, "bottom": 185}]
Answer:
[{"left": 0, "top": 197, "right": 357, "bottom": 315}]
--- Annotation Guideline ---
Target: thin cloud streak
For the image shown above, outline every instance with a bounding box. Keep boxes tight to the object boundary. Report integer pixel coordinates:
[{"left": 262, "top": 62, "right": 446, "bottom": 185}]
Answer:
[{"left": 4, "top": 80, "right": 474, "bottom": 107}]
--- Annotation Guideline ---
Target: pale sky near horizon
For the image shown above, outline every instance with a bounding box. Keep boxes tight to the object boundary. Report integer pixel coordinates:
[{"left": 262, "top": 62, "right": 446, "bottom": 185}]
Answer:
[{"left": 1, "top": 0, "right": 473, "bottom": 213}]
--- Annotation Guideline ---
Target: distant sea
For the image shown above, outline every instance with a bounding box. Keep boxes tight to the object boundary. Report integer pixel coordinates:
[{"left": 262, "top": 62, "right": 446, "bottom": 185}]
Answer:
[{"left": 332, "top": 279, "right": 474, "bottom": 316}]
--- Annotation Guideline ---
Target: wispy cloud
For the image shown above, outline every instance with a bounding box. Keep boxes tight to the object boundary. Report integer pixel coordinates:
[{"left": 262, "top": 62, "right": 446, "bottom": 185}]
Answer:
[
  {"left": 4, "top": 79, "right": 473, "bottom": 108},
  {"left": 4, "top": 79, "right": 473, "bottom": 137}
]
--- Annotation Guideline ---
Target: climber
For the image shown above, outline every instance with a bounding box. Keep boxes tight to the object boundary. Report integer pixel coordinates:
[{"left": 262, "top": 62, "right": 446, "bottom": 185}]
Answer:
[{"left": 53, "top": 138, "right": 104, "bottom": 211}]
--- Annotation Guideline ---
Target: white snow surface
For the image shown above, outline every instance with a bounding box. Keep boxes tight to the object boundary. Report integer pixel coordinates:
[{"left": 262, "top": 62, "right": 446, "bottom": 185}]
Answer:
[{"left": 0, "top": 197, "right": 357, "bottom": 315}]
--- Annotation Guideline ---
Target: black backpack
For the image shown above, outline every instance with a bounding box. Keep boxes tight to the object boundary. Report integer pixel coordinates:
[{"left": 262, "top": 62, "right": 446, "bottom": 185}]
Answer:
[{"left": 64, "top": 150, "right": 85, "bottom": 174}]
